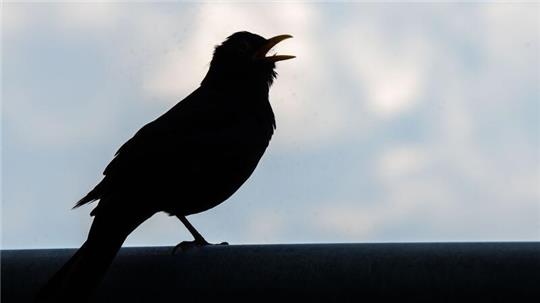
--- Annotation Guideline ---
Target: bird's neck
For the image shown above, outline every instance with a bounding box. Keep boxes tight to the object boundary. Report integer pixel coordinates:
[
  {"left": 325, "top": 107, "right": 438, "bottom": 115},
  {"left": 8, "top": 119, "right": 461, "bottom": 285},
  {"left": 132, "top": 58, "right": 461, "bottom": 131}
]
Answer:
[
  {"left": 201, "top": 63, "right": 274, "bottom": 92},
  {"left": 201, "top": 73, "right": 271, "bottom": 99},
  {"left": 199, "top": 71, "right": 276, "bottom": 130}
]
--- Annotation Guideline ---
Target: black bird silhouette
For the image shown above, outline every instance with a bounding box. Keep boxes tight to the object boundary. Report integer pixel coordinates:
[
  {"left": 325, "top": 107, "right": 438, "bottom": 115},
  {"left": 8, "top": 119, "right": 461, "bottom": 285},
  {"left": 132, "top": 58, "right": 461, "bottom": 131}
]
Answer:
[{"left": 37, "top": 31, "right": 294, "bottom": 302}]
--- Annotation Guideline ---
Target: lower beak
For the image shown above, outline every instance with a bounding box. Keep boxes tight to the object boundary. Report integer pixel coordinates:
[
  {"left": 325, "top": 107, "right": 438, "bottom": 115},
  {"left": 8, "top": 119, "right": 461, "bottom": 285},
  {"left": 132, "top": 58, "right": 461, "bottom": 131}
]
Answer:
[{"left": 254, "top": 34, "right": 295, "bottom": 62}]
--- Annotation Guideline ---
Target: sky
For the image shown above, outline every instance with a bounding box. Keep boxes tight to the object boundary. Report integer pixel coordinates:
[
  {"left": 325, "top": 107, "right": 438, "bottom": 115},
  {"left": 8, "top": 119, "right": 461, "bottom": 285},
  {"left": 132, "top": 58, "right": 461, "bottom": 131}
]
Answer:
[{"left": 2, "top": 2, "right": 539, "bottom": 249}]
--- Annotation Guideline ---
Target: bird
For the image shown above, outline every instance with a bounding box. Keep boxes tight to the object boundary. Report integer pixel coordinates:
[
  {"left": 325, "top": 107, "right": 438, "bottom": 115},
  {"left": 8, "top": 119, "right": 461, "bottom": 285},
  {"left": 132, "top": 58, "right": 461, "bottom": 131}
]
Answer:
[{"left": 36, "top": 31, "right": 294, "bottom": 302}]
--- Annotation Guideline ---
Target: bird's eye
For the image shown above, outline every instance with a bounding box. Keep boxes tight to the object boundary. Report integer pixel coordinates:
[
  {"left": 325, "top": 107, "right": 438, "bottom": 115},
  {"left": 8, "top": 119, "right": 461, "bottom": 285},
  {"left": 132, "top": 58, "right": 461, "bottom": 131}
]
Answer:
[{"left": 237, "top": 41, "right": 251, "bottom": 54}]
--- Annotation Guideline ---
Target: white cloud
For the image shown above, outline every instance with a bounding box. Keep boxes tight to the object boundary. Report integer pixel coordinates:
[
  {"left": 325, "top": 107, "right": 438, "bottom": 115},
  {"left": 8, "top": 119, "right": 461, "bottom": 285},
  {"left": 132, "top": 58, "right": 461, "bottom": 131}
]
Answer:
[
  {"left": 377, "top": 145, "right": 427, "bottom": 179},
  {"left": 57, "top": 2, "right": 120, "bottom": 31},
  {"left": 245, "top": 211, "right": 286, "bottom": 242},
  {"left": 142, "top": 50, "right": 206, "bottom": 100},
  {"left": 336, "top": 22, "right": 429, "bottom": 119},
  {"left": 3, "top": 93, "right": 116, "bottom": 150},
  {"left": 3, "top": 4, "right": 29, "bottom": 36}
]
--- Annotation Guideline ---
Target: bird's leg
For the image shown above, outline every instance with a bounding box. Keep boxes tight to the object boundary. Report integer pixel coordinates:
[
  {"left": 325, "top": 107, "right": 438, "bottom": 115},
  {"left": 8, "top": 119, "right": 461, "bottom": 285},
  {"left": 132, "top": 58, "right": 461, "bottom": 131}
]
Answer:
[{"left": 172, "top": 215, "right": 228, "bottom": 254}]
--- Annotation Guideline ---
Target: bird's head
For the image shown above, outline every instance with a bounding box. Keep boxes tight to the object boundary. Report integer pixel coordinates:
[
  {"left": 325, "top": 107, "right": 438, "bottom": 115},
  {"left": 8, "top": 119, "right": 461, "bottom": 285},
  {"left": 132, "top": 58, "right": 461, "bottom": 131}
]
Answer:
[{"left": 202, "top": 31, "right": 294, "bottom": 89}]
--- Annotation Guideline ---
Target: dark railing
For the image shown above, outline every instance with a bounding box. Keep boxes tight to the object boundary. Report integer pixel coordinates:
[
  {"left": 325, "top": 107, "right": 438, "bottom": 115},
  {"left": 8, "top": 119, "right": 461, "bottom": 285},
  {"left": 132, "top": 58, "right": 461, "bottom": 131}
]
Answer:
[{"left": 2, "top": 242, "right": 540, "bottom": 302}]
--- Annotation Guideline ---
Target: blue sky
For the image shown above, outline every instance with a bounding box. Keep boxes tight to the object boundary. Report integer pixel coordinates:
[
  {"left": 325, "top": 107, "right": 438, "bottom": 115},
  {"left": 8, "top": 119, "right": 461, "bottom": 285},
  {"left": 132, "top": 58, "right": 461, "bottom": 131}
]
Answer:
[{"left": 2, "top": 2, "right": 539, "bottom": 248}]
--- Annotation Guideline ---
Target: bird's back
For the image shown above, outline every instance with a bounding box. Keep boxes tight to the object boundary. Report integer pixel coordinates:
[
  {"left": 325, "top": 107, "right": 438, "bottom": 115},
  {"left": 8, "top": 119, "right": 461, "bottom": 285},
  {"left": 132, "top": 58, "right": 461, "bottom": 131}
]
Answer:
[{"left": 79, "top": 85, "right": 276, "bottom": 216}]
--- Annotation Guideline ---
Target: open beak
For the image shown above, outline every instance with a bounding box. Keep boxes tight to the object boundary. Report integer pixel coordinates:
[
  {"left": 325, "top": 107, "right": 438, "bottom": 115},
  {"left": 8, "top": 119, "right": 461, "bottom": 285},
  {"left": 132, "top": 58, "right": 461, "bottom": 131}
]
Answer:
[{"left": 254, "top": 34, "right": 295, "bottom": 62}]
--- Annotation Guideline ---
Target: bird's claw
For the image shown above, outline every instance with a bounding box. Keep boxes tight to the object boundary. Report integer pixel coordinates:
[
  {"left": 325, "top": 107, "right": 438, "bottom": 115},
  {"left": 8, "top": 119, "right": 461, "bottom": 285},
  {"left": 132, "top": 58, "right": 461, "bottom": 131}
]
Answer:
[{"left": 171, "top": 240, "right": 228, "bottom": 255}]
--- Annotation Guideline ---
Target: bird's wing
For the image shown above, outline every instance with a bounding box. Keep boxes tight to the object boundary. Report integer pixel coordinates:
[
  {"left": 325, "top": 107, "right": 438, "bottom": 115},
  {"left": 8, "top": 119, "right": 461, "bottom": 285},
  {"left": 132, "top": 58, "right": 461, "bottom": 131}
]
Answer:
[
  {"left": 76, "top": 88, "right": 272, "bottom": 209},
  {"left": 104, "top": 91, "right": 225, "bottom": 178},
  {"left": 75, "top": 89, "right": 219, "bottom": 205}
]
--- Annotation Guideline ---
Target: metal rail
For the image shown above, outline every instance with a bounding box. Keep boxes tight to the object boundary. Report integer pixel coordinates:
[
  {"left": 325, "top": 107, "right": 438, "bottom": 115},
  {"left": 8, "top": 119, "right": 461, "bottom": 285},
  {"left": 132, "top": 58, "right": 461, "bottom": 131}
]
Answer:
[{"left": 2, "top": 242, "right": 539, "bottom": 302}]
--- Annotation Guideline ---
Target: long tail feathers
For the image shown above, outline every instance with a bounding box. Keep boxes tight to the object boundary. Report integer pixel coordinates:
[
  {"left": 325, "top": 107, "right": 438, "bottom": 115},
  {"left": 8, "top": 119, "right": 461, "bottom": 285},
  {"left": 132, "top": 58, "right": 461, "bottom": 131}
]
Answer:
[
  {"left": 35, "top": 237, "right": 124, "bottom": 302},
  {"left": 37, "top": 194, "right": 153, "bottom": 302},
  {"left": 35, "top": 206, "right": 144, "bottom": 302}
]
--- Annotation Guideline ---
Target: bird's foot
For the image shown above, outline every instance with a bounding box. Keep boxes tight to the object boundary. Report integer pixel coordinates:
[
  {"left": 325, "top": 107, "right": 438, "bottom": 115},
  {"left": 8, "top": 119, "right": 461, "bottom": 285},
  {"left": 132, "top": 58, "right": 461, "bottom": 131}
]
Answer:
[{"left": 171, "top": 239, "right": 228, "bottom": 254}]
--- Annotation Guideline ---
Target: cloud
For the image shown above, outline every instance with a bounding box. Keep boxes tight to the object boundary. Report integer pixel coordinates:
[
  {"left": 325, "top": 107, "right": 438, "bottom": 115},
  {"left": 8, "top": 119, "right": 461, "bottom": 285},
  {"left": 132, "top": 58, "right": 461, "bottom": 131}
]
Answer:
[
  {"left": 57, "top": 2, "right": 120, "bottom": 31},
  {"left": 245, "top": 210, "right": 287, "bottom": 242},
  {"left": 377, "top": 145, "right": 427, "bottom": 179},
  {"left": 337, "top": 26, "right": 428, "bottom": 118}
]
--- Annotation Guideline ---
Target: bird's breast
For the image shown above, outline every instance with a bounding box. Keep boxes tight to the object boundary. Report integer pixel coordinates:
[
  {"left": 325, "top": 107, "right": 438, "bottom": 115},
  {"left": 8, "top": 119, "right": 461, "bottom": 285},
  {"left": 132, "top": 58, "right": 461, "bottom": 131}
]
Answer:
[{"left": 163, "top": 109, "right": 274, "bottom": 215}]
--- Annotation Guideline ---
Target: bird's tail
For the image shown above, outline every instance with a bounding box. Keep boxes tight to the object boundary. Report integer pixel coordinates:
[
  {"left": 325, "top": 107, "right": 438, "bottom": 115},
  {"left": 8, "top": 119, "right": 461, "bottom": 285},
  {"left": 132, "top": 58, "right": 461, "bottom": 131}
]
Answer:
[
  {"left": 35, "top": 240, "right": 103, "bottom": 302},
  {"left": 36, "top": 206, "right": 152, "bottom": 302}
]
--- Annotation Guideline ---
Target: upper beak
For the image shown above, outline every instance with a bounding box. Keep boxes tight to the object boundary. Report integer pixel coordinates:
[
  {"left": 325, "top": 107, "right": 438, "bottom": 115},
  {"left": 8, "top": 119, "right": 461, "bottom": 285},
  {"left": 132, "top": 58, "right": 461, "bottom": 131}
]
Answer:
[{"left": 254, "top": 34, "right": 295, "bottom": 62}]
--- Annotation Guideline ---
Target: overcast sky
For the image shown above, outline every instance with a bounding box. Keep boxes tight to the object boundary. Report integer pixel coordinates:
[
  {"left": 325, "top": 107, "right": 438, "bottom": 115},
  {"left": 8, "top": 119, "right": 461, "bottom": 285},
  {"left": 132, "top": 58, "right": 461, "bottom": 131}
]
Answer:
[{"left": 3, "top": 2, "right": 539, "bottom": 248}]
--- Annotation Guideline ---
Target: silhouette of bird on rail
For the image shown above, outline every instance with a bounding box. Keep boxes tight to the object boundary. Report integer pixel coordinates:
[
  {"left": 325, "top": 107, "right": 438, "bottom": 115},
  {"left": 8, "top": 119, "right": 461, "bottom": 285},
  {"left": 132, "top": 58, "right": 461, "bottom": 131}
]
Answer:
[{"left": 36, "top": 31, "right": 294, "bottom": 302}]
